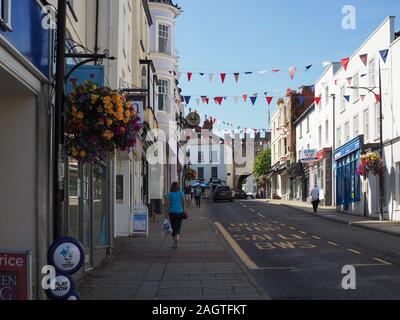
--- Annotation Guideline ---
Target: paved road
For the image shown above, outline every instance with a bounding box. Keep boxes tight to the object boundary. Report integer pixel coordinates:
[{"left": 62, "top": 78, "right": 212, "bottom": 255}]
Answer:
[{"left": 207, "top": 200, "right": 400, "bottom": 300}]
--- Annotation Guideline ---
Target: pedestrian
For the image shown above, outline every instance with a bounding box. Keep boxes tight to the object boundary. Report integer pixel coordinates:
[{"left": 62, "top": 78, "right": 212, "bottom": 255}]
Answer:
[
  {"left": 184, "top": 184, "right": 191, "bottom": 207},
  {"left": 165, "top": 182, "right": 188, "bottom": 249},
  {"left": 310, "top": 184, "right": 320, "bottom": 213},
  {"left": 194, "top": 186, "right": 202, "bottom": 208}
]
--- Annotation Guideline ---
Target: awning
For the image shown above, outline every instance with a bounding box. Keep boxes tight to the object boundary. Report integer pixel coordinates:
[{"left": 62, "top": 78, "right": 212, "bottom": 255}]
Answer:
[{"left": 287, "top": 161, "right": 305, "bottom": 178}]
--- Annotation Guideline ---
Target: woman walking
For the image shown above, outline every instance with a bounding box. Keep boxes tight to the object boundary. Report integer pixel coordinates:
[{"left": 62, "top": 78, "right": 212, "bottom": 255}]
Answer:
[{"left": 165, "top": 182, "right": 187, "bottom": 249}]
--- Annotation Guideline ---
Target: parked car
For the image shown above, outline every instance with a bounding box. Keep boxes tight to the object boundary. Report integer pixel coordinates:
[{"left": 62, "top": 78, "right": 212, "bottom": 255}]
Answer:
[
  {"left": 234, "top": 189, "right": 247, "bottom": 199},
  {"left": 214, "top": 186, "right": 234, "bottom": 202}
]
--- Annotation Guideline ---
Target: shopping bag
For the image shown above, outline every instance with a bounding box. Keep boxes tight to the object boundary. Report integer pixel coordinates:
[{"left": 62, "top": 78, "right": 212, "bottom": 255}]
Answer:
[{"left": 163, "top": 219, "right": 173, "bottom": 236}]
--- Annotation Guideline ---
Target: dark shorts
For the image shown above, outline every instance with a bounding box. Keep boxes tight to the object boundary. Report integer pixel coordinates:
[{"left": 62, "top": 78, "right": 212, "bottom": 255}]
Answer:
[{"left": 169, "top": 213, "right": 183, "bottom": 237}]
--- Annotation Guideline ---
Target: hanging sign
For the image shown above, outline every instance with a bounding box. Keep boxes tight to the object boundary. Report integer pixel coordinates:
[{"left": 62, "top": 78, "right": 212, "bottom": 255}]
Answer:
[
  {"left": 0, "top": 250, "right": 32, "bottom": 300},
  {"left": 299, "top": 149, "right": 318, "bottom": 163},
  {"left": 65, "top": 65, "right": 105, "bottom": 95}
]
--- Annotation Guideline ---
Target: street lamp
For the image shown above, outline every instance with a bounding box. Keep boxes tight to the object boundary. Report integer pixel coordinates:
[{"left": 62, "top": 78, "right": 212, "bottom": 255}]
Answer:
[
  {"left": 348, "top": 65, "right": 384, "bottom": 221},
  {"left": 330, "top": 94, "right": 336, "bottom": 208}
]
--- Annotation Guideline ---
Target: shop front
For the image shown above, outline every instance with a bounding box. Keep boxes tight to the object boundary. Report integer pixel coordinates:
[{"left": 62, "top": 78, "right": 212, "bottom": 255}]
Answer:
[
  {"left": 335, "top": 136, "right": 363, "bottom": 214},
  {"left": 309, "top": 148, "right": 333, "bottom": 206}
]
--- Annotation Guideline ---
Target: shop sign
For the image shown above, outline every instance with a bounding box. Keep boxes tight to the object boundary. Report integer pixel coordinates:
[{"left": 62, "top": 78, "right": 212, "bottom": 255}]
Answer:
[
  {"left": 335, "top": 136, "right": 362, "bottom": 161},
  {"left": 0, "top": 250, "right": 32, "bottom": 300},
  {"left": 46, "top": 274, "right": 74, "bottom": 300},
  {"left": 127, "top": 95, "right": 146, "bottom": 126},
  {"left": 47, "top": 238, "right": 85, "bottom": 275},
  {"left": 131, "top": 206, "right": 149, "bottom": 237},
  {"left": 299, "top": 149, "right": 318, "bottom": 163},
  {"left": 65, "top": 65, "right": 105, "bottom": 95}
]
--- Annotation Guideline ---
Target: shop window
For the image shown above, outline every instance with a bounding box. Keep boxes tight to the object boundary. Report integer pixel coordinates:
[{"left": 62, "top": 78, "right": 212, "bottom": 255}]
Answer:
[
  {"left": 198, "top": 167, "right": 204, "bottom": 180},
  {"left": 68, "top": 159, "right": 80, "bottom": 240},
  {"left": 211, "top": 167, "right": 218, "bottom": 179},
  {"left": 0, "top": 0, "right": 12, "bottom": 30},
  {"left": 93, "top": 163, "right": 109, "bottom": 246},
  {"left": 116, "top": 175, "right": 124, "bottom": 202}
]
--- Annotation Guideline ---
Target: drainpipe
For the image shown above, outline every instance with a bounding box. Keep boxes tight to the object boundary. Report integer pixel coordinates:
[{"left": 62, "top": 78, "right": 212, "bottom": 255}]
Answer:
[{"left": 94, "top": 0, "right": 100, "bottom": 53}]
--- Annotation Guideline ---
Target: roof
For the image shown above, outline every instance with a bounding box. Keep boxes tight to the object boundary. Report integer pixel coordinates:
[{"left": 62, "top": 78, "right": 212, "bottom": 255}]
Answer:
[{"left": 148, "top": 0, "right": 181, "bottom": 10}]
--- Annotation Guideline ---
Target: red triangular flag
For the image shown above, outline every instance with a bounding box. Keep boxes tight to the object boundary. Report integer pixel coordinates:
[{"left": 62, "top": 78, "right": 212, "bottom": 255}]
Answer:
[
  {"left": 204, "top": 97, "right": 209, "bottom": 105},
  {"left": 314, "top": 96, "right": 322, "bottom": 105},
  {"left": 215, "top": 97, "right": 224, "bottom": 105},
  {"left": 243, "top": 94, "right": 248, "bottom": 102},
  {"left": 347, "top": 77, "right": 353, "bottom": 85},
  {"left": 374, "top": 94, "right": 381, "bottom": 103},
  {"left": 266, "top": 97, "right": 273, "bottom": 105},
  {"left": 220, "top": 73, "right": 227, "bottom": 84},
  {"left": 187, "top": 72, "right": 193, "bottom": 82},
  {"left": 341, "top": 57, "right": 350, "bottom": 71},
  {"left": 359, "top": 54, "right": 368, "bottom": 67},
  {"left": 234, "top": 73, "right": 240, "bottom": 83},
  {"left": 288, "top": 67, "right": 297, "bottom": 80},
  {"left": 360, "top": 95, "right": 366, "bottom": 102},
  {"left": 272, "top": 69, "right": 280, "bottom": 73}
]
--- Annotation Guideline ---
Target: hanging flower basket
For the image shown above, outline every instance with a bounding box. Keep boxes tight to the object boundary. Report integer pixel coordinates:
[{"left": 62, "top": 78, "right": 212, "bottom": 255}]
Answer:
[
  {"left": 186, "top": 168, "right": 197, "bottom": 181},
  {"left": 65, "top": 81, "right": 141, "bottom": 163},
  {"left": 357, "top": 152, "right": 384, "bottom": 178}
]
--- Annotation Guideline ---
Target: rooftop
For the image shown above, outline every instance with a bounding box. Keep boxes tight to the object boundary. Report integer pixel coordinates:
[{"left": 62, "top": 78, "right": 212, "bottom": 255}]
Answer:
[{"left": 148, "top": 0, "right": 181, "bottom": 10}]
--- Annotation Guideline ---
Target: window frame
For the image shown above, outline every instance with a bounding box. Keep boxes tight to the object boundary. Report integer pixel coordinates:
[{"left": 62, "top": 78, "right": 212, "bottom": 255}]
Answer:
[
  {"left": 158, "top": 23, "right": 171, "bottom": 55},
  {"left": 157, "top": 78, "right": 170, "bottom": 112},
  {"left": 0, "top": 0, "right": 12, "bottom": 31}
]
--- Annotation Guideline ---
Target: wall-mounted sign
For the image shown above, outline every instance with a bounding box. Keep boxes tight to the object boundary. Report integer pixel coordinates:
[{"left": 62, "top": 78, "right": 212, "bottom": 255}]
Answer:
[
  {"left": 46, "top": 274, "right": 75, "bottom": 300},
  {"left": 65, "top": 65, "right": 105, "bottom": 95},
  {"left": 127, "top": 95, "right": 146, "bottom": 126},
  {"left": 299, "top": 149, "right": 318, "bottom": 163},
  {"left": 47, "top": 238, "right": 84, "bottom": 275},
  {"left": 185, "top": 112, "right": 201, "bottom": 129},
  {"left": 0, "top": 250, "right": 32, "bottom": 300}
]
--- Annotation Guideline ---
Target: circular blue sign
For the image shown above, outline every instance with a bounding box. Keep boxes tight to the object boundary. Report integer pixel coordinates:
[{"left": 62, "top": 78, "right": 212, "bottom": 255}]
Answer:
[
  {"left": 46, "top": 274, "right": 75, "bottom": 300},
  {"left": 47, "top": 237, "right": 85, "bottom": 275}
]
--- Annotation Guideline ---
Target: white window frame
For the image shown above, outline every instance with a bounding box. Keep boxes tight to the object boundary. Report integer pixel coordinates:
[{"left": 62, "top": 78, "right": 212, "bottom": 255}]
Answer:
[
  {"left": 318, "top": 125, "right": 322, "bottom": 148},
  {"left": 324, "top": 85, "right": 329, "bottom": 106},
  {"left": 0, "top": 0, "right": 12, "bottom": 30},
  {"left": 375, "top": 103, "right": 381, "bottom": 141},
  {"left": 325, "top": 119, "right": 329, "bottom": 144},
  {"left": 340, "top": 86, "right": 346, "bottom": 113},
  {"left": 157, "top": 78, "right": 170, "bottom": 112},
  {"left": 353, "top": 115, "right": 360, "bottom": 137},
  {"left": 344, "top": 122, "right": 350, "bottom": 143},
  {"left": 369, "top": 58, "right": 377, "bottom": 89},
  {"left": 337, "top": 127, "right": 342, "bottom": 147},
  {"left": 364, "top": 109, "right": 370, "bottom": 142},
  {"left": 157, "top": 22, "right": 171, "bottom": 55},
  {"left": 353, "top": 73, "right": 360, "bottom": 102}
]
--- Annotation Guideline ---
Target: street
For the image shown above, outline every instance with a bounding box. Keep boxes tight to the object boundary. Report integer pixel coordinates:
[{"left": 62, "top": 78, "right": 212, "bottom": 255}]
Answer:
[{"left": 208, "top": 200, "right": 400, "bottom": 300}]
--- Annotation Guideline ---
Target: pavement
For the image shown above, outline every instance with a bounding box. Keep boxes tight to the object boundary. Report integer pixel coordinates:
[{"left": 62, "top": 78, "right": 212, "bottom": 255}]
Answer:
[
  {"left": 77, "top": 202, "right": 269, "bottom": 300},
  {"left": 265, "top": 199, "right": 400, "bottom": 237}
]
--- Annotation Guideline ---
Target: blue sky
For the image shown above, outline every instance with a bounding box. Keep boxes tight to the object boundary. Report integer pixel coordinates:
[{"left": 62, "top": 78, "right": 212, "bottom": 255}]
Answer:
[{"left": 175, "top": 0, "right": 400, "bottom": 132}]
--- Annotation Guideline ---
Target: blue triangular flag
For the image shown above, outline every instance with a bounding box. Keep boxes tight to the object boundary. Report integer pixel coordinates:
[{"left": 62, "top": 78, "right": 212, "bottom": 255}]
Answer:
[
  {"left": 298, "top": 96, "right": 305, "bottom": 105},
  {"left": 199, "top": 73, "right": 205, "bottom": 76},
  {"left": 264, "top": 91, "right": 269, "bottom": 96},
  {"left": 379, "top": 49, "right": 389, "bottom": 63},
  {"left": 184, "top": 96, "right": 191, "bottom": 105},
  {"left": 361, "top": 73, "right": 367, "bottom": 78},
  {"left": 245, "top": 71, "right": 253, "bottom": 75},
  {"left": 344, "top": 95, "right": 350, "bottom": 103},
  {"left": 250, "top": 96, "right": 257, "bottom": 106},
  {"left": 305, "top": 65, "right": 313, "bottom": 71}
]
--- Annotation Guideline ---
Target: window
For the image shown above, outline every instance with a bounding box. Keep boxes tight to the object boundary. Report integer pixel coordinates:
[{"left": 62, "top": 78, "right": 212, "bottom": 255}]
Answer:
[
  {"left": 353, "top": 74, "right": 360, "bottom": 101},
  {"left": 364, "top": 110, "right": 370, "bottom": 141},
  {"left": 340, "top": 86, "right": 346, "bottom": 113},
  {"left": 211, "top": 151, "right": 218, "bottom": 163},
  {"left": 325, "top": 119, "right": 329, "bottom": 144},
  {"left": 306, "top": 116, "right": 310, "bottom": 133},
  {"left": 344, "top": 122, "right": 350, "bottom": 142},
  {"left": 211, "top": 167, "right": 218, "bottom": 179},
  {"left": 299, "top": 123, "right": 303, "bottom": 139},
  {"left": 375, "top": 104, "right": 381, "bottom": 140},
  {"left": 353, "top": 115, "right": 360, "bottom": 137},
  {"left": 318, "top": 125, "right": 322, "bottom": 148},
  {"left": 0, "top": 0, "right": 12, "bottom": 30},
  {"left": 369, "top": 59, "right": 376, "bottom": 88},
  {"left": 337, "top": 127, "right": 342, "bottom": 147},
  {"left": 93, "top": 163, "right": 109, "bottom": 246},
  {"left": 158, "top": 24, "right": 170, "bottom": 54},
  {"left": 198, "top": 151, "right": 204, "bottom": 164},
  {"left": 158, "top": 79, "right": 170, "bottom": 111},
  {"left": 141, "top": 66, "right": 147, "bottom": 89},
  {"left": 324, "top": 86, "right": 329, "bottom": 106},
  {"left": 198, "top": 167, "right": 204, "bottom": 180}
]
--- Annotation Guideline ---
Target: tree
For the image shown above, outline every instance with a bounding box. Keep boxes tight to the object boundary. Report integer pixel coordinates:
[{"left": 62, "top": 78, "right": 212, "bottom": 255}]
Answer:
[{"left": 253, "top": 149, "right": 271, "bottom": 180}]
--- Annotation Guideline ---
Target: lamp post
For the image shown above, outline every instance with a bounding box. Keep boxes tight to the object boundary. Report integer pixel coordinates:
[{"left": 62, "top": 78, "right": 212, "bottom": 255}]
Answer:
[
  {"left": 330, "top": 94, "right": 336, "bottom": 208},
  {"left": 349, "top": 60, "right": 384, "bottom": 221}
]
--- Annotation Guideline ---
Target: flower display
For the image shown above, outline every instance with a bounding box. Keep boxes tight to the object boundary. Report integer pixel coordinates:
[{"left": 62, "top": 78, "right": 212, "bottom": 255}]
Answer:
[
  {"left": 357, "top": 152, "right": 384, "bottom": 177},
  {"left": 186, "top": 168, "right": 197, "bottom": 181},
  {"left": 65, "top": 81, "right": 141, "bottom": 163}
]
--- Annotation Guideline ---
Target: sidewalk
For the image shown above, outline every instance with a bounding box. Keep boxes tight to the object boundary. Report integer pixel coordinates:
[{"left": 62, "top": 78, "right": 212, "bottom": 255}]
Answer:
[
  {"left": 264, "top": 199, "right": 400, "bottom": 237},
  {"left": 77, "top": 203, "right": 268, "bottom": 300}
]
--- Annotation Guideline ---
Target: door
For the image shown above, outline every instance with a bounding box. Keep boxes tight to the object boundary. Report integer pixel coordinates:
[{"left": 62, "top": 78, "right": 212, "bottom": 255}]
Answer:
[
  {"left": 344, "top": 164, "right": 351, "bottom": 210},
  {"left": 82, "top": 164, "right": 93, "bottom": 269}
]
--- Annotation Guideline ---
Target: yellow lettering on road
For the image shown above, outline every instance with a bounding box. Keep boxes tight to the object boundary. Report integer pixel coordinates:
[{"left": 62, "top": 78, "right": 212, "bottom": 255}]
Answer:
[{"left": 274, "top": 242, "right": 296, "bottom": 249}]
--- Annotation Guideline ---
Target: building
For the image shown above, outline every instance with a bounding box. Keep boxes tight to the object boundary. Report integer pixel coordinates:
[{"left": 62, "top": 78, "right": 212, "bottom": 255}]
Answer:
[
  {"left": 0, "top": 0, "right": 52, "bottom": 300},
  {"left": 148, "top": 0, "right": 184, "bottom": 207},
  {"left": 293, "top": 63, "right": 341, "bottom": 205}
]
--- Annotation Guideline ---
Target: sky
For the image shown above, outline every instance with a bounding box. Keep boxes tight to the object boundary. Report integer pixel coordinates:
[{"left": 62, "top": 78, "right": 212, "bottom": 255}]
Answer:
[{"left": 175, "top": 0, "right": 400, "bottom": 133}]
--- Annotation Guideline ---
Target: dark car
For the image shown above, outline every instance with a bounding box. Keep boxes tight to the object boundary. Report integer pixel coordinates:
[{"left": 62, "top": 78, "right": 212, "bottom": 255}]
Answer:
[
  {"left": 213, "top": 186, "right": 234, "bottom": 202},
  {"left": 234, "top": 189, "right": 247, "bottom": 199}
]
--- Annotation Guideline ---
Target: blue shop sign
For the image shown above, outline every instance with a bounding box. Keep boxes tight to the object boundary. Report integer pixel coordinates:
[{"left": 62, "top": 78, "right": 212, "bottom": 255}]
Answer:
[
  {"left": 335, "top": 136, "right": 363, "bottom": 161},
  {"left": 65, "top": 65, "right": 105, "bottom": 95},
  {"left": 0, "top": 0, "right": 50, "bottom": 78}
]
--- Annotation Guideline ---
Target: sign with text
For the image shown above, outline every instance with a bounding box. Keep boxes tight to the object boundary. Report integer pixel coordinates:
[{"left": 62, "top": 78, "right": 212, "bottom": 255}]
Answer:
[
  {"left": 299, "top": 149, "right": 318, "bottom": 163},
  {"left": 65, "top": 65, "right": 105, "bottom": 95},
  {"left": 127, "top": 95, "right": 146, "bottom": 126},
  {"left": 0, "top": 250, "right": 31, "bottom": 300}
]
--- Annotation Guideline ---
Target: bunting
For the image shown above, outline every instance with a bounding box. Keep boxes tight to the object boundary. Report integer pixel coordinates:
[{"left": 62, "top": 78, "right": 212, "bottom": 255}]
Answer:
[
  {"left": 379, "top": 49, "right": 389, "bottom": 64},
  {"left": 250, "top": 96, "right": 258, "bottom": 106},
  {"left": 359, "top": 54, "right": 368, "bottom": 67},
  {"left": 314, "top": 96, "right": 321, "bottom": 105},
  {"left": 288, "top": 67, "right": 297, "bottom": 80},
  {"left": 243, "top": 94, "right": 248, "bottom": 103},
  {"left": 374, "top": 93, "right": 381, "bottom": 103},
  {"left": 209, "top": 74, "right": 214, "bottom": 83},
  {"left": 187, "top": 72, "right": 193, "bottom": 82},
  {"left": 184, "top": 96, "right": 191, "bottom": 105},
  {"left": 234, "top": 73, "right": 240, "bottom": 83},
  {"left": 341, "top": 57, "right": 350, "bottom": 71},
  {"left": 220, "top": 73, "right": 227, "bottom": 84},
  {"left": 360, "top": 95, "right": 366, "bottom": 102},
  {"left": 344, "top": 95, "right": 350, "bottom": 103},
  {"left": 266, "top": 97, "right": 273, "bottom": 105},
  {"left": 347, "top": 77, "right": 353, "bottom": 85}
]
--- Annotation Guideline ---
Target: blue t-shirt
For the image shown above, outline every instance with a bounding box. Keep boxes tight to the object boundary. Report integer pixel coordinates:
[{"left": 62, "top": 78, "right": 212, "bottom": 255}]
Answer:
[{"left": 168, "top": 191, "right": 184, "bottom": 214}]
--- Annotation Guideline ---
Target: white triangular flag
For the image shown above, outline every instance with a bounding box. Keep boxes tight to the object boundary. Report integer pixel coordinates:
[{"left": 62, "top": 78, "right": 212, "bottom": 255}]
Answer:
[
  {"left": 209, "top": 73, "right": 214, "bottom": 83},
  {"left": 195, "top": 98, "right": 200, "bottom": 106},
  {"left": 233, "top": 96, "right": 240, "bottom": 104}
]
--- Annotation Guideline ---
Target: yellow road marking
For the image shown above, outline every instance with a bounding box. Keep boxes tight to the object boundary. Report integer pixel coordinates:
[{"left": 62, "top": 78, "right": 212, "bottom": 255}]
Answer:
[
  {"left": 289, "top": 227, "right": 296, "bottom": 230},
  {"left": 347, "top": 248, "right": 362, "bottom": 255},
  {"left": 249, "top": 208, "right": 255, "bottom": 213},
  {"left": 327, "top": 241, "right": 339, "bottom": 247},
  {"left": 258, "top": 213, "right": 265, "bottom": 218},
  {"left": 373, "top": 258, "right": 392, "bottom": 265},
  {"left": 312, "top": 236, "right": 321, "bottom": 240},
  {"left": 299, "top": 231, "right": 308, "bottom": 235},
  {"left": 280, "top": 224, "right": 286, "bottom": 227},
  {"left": 214, "top": 222, "right": 258, "bottom": 270}
]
